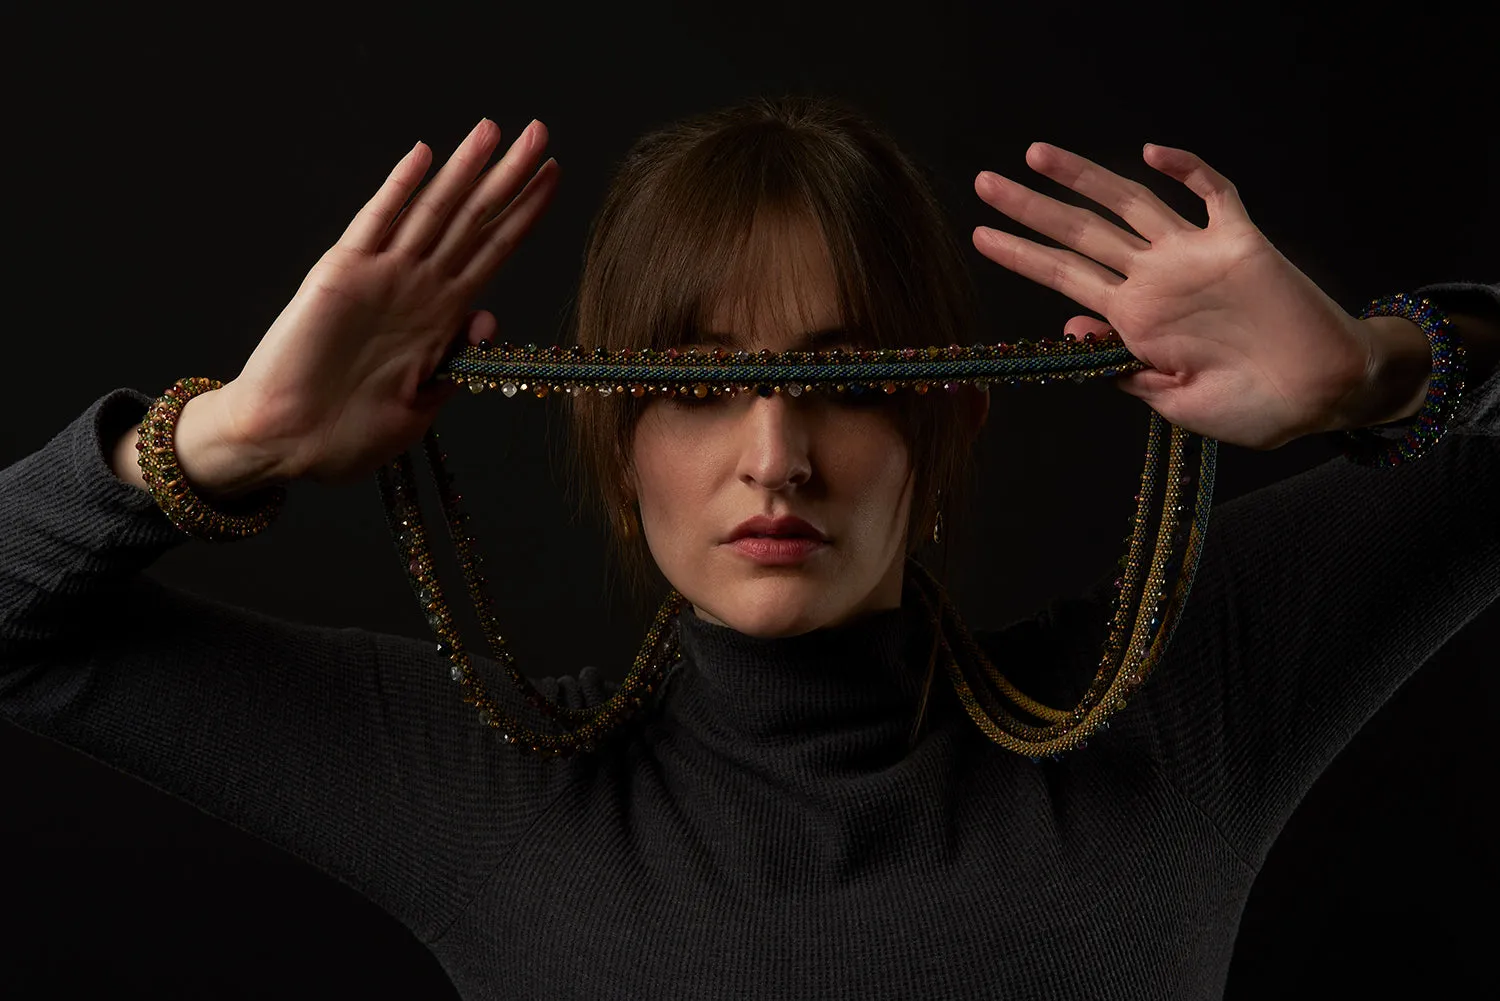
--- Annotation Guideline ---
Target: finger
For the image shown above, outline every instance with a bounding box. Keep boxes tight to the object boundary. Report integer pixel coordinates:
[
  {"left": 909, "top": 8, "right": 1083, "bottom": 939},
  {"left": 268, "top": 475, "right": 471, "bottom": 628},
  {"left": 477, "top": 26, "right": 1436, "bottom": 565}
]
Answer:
[
  {"left": 1062, "top": 314, "right": 1114, "bottom": 341},
  {"left": 385, "top": 118, "right": 506, "bottom": 257},
  {"left": 455, "top": 157, "right": 562, "bottom": 291},
  {"left": 428, "top": 119, "right": 550, "bottom": 274},
  {"left": 464, "top": 309, "right": 499, "bottom": 346},
  {"left": 338, "top": 141, "right": 433, "bottom": 254},
  {"left": 1026, "top": 142, "right": 1188, "bottom": 242},
  {"left": 972, "top": 225, "right": 1120, "bottom": 316},
  {"left": 1141, "top": 143, "right": 1248, "bottom": 225},
  {"left": 415, "top": 316, "right": 491, "bottom": 410},
  {"left": 975, "top": 170, "right": 1148, "bottom": 276}
]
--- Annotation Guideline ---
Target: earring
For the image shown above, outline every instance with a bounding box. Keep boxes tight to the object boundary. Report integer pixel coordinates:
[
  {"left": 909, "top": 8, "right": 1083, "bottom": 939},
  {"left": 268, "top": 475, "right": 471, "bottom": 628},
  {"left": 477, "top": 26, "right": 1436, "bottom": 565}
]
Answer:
[
  {"left": 932, "top": 489, "right": 943, "bottom": 545},
  {"left": 618, "top": 501, "right": 638, "bottom": 541}
]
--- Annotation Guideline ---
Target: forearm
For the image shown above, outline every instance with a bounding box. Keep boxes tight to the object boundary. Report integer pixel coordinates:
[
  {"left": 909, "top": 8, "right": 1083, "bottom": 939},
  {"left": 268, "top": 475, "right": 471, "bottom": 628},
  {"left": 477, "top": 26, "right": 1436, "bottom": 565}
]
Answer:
[{"left": 1333, "top": 307, "right": 1500, "bottom": 432}]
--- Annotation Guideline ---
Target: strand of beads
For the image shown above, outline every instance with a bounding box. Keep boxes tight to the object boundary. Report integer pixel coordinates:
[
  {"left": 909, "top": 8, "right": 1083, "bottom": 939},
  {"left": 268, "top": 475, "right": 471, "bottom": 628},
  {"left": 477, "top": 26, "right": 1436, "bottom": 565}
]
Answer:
[
  {"left": 905, "top": 410, "right": 1214, "bottom": 761},
  {"left": 379, "top": 334, "right": 1218, "bottom": 763},
  {"left": 375, "top": 434, "right": 687, "bottom": 757},
  {"left": 438, "top": 331, "right": 1148, "bottom": 400}
]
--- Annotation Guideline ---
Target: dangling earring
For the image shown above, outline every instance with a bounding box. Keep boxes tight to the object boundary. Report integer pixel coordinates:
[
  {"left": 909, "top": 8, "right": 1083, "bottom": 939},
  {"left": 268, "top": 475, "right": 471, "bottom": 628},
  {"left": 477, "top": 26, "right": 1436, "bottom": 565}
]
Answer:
[
  {"left": 932, "top": 489, "right": 943, "bottom": 545},
  {"left": 617, "top": 500, "right": 638, "bottom": 541}
]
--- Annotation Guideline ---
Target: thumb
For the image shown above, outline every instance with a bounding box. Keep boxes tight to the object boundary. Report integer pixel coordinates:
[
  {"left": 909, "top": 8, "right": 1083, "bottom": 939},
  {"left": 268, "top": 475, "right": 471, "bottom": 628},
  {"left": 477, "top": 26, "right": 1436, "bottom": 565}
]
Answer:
[{"left": 415, "top": 309, "right": 498, "bottom": 412}]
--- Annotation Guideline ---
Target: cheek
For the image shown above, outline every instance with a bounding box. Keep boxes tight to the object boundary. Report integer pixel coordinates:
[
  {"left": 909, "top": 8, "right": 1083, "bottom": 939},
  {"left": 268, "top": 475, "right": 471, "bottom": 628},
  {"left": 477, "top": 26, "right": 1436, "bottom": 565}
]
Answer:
[
  {"left": 843, "top": 412, "right": 910, "bottom": 476},
  {"left": 830, "top": 415, "right": 913, "bottom": 525},
  {"left": 631, "top": 414, "right": 713, "bottom": 530}
]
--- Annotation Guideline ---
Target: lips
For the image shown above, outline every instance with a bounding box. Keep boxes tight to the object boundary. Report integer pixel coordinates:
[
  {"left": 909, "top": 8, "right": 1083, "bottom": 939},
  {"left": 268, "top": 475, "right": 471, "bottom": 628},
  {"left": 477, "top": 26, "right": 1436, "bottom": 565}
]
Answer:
[{"left": 726, "top": 514, "right": 828, "bottom": 543}]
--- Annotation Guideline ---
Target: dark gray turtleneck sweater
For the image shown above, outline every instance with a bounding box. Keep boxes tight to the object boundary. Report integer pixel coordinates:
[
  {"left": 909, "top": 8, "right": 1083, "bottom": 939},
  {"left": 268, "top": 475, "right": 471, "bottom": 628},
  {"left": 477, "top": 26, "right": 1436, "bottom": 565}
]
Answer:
[{"left": 3, "top": 282, "right": 1497, "bottom": 999}]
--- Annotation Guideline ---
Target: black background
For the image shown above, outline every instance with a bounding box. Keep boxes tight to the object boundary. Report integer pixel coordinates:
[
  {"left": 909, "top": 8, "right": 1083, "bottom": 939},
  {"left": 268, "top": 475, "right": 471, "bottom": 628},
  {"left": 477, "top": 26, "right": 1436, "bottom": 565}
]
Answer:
[{"left": 3, "top": 4, "right": 1496, "bottom": 997}]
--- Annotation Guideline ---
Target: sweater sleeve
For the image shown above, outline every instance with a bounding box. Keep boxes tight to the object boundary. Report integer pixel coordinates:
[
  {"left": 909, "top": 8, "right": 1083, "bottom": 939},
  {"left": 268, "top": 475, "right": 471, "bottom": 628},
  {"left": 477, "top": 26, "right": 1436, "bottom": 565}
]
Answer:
[
  {"left": 0, "top": 386, "right": 558, "bottom": 945},
  {"left": 1113, "top": 280, "right": 1500, "bottom": 864}
]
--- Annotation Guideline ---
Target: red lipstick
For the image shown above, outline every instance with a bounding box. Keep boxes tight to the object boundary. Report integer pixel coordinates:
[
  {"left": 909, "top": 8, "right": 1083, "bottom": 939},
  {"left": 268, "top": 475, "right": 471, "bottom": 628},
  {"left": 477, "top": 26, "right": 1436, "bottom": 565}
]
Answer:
[{"left": 723, "top": 515, "right": 829, "bottom": 566}]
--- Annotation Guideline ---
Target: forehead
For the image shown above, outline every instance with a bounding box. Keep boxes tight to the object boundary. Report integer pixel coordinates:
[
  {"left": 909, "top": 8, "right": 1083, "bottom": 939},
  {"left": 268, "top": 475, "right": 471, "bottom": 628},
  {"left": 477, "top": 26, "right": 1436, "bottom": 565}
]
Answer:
[{"left": 700, "top": 208, "right": 841, "bottom": 347}]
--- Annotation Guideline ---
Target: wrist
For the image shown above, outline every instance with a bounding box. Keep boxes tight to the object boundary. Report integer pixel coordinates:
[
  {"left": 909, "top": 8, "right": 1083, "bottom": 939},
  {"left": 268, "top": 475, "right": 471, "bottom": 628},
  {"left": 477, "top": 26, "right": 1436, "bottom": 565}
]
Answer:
[
  {"left": 172, "top": 384, "right": 291, "bottom": 504},
  {"left": 1330, "top": 315, "right": 1432, "bottom": 432}
]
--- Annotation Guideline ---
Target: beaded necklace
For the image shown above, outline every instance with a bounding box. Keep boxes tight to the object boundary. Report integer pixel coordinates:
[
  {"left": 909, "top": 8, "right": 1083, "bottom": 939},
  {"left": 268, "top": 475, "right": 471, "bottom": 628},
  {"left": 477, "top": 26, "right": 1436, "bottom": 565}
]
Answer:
[
  {"left": 133, "top": 293, "right": 1466, "bottom": 761},
  {"left": 376, "top": 330, "right": 1216, "bottom": 762}
]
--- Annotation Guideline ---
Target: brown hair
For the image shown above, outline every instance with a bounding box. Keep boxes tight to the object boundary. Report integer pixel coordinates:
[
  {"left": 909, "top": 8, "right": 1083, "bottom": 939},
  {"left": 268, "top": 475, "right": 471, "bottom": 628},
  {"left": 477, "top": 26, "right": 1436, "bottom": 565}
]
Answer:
[{"left": 559, "top": 93, "right": 986, "bottom": 661}]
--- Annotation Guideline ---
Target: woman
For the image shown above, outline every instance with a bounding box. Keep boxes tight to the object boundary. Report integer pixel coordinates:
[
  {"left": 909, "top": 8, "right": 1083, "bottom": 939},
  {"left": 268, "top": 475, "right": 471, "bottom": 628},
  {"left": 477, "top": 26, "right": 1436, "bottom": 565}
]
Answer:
[{"left": 2, "top": 95, "right": 1496, "bottom": 998}]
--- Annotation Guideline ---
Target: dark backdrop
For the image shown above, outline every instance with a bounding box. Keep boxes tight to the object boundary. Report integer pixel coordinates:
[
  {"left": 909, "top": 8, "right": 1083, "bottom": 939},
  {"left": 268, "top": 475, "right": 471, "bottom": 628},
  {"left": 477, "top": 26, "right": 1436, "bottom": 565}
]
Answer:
[{"left": 3, "top": 5, "right": 1495, "bottom": 998}]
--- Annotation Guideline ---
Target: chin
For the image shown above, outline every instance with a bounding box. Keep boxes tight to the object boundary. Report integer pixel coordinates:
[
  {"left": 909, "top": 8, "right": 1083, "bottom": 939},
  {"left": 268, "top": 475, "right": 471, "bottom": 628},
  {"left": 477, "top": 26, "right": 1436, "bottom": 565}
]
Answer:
[{"left": 694, "top": 578, "right": 846, "bottom": 639}]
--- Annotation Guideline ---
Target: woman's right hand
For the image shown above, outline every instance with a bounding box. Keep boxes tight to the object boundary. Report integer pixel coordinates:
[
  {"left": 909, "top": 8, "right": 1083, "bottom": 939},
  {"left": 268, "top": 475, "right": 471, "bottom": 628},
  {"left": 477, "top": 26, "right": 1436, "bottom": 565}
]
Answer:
[{"left": 214, "top": 117, "right": 560, "bottom": 488}]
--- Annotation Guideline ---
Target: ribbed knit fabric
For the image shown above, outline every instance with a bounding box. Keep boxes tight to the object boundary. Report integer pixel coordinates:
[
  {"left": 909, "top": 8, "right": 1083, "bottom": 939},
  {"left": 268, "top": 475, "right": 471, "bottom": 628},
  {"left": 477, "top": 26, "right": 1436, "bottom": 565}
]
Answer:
[{"left": 3, "top": 282, "right": 1497, "bottom": 1000}]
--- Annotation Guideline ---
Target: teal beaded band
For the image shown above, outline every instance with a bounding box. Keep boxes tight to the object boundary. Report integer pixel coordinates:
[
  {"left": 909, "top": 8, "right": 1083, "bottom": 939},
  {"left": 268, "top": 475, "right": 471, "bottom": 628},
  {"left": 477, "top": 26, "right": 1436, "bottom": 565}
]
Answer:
[
  {"left": 432, "top": 329, "right": 1151, "bottom": 398},
  {"left": 1336, "top": 293, "right": 1468, "bottom": 468}
]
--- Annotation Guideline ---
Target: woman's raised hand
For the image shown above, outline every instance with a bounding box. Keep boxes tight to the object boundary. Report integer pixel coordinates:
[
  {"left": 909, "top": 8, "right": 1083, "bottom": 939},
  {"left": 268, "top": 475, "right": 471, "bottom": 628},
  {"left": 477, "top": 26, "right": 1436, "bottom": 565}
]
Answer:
[
  {"left": 216, "top": 118, "right": 560, "bottom": 487},
  {"left": 971, "top": 143, "right": 1374, "bottom": 451}
]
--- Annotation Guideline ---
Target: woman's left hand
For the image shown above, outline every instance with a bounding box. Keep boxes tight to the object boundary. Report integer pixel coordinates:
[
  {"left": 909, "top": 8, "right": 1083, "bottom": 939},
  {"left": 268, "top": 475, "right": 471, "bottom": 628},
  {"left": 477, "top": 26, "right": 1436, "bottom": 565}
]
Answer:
[{"left": 972, "top": 143, "right": 1373, "bottom": 451}]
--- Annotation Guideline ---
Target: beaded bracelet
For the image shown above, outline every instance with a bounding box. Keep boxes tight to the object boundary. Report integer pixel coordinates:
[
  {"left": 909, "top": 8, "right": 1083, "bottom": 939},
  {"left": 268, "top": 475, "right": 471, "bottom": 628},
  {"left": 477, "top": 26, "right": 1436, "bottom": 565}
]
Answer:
[
  {"left": 135, "top": 376, "right": 287, "bottom": 542},
  {"left": 1336, "top": 293, "right": 1469, "bottom": 468}
]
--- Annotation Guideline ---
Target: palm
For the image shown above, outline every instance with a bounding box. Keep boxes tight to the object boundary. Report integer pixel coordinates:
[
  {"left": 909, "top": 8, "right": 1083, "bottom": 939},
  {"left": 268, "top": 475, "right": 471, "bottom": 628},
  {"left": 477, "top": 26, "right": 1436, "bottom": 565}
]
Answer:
[
  {"left": 236, "top": 248, "right": 468, "bottom": 485},
  {"left": 219, "top": 118, "right": 560, "bottom": 486},
  {"left": 973, "top": 142, "right": 1369, "bottom": 451}
]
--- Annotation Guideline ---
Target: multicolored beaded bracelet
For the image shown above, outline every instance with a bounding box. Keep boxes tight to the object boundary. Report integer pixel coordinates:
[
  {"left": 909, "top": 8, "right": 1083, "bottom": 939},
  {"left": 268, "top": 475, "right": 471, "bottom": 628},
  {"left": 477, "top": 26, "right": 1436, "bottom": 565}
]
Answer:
[
  {"left": 135, "top": 376, "right": 287, "bottom": 542},
  {"left": 1336, "top": 293, "right": 1469, "bottom": 468}
]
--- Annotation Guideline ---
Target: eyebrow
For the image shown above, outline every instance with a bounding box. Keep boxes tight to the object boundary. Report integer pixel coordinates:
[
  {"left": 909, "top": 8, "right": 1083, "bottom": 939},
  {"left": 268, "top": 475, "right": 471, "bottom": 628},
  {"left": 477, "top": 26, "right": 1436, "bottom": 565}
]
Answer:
[{"left": 693, "top": 327, "right": 856, "bottom": 351}]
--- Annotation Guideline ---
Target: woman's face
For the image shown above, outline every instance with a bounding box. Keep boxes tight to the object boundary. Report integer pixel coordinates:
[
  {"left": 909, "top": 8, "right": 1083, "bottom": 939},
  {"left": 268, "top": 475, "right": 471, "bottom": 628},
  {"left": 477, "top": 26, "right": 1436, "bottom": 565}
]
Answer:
[{"left": 628, "top": 215, "right": 918, "bottom": 638}]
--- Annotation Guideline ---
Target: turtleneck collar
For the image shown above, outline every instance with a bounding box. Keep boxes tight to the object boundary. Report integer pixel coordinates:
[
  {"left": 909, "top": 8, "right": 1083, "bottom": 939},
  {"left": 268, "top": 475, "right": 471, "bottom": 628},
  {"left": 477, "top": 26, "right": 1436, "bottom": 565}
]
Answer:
[{"left": 656, "top": 564, "right": 957, "bottom": 777}]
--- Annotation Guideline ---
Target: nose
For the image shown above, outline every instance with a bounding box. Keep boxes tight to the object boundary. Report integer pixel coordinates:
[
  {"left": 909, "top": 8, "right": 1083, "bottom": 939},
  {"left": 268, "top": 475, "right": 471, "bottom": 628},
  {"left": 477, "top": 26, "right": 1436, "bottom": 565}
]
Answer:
[{"left": 735, "top": 389, "right": 812, "bottom": 492}]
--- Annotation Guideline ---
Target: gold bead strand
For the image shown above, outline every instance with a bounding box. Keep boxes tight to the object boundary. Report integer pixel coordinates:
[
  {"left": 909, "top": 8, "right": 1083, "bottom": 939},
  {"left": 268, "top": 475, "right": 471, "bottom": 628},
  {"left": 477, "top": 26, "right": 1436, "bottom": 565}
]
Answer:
[
  {"left": 416, "top": 429, "right": 596, "bottom": 728},
  {"left": 376, "top": 449, "right": 565, "bottom": 752},
  {"left": 416, "top": 429, "right": 688, "bottom": 750},
  {"left": 916, "top": 410, "right": 1189, "bottom": 758},
  {"left": 942, "top": 412, "right": 1214, "bottom": 760}
]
